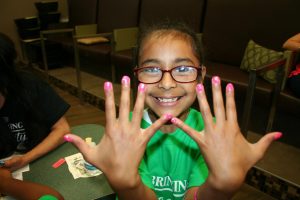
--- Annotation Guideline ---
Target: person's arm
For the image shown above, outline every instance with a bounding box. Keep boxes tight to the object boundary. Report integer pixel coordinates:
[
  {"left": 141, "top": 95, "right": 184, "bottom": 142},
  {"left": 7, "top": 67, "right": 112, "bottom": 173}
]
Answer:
[
  {"left": 0, "top": 168, "right": 64, "bottom": 200},
  {"left": 283, "top": 33, "right": 300, "bottom": 51},
  {"left": 5, "top": 116, "right": 70, "bottom": 171}
]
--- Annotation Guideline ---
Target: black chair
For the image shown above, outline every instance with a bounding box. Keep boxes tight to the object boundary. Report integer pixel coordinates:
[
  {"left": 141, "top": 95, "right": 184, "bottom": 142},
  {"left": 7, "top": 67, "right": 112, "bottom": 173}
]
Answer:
[
  {"left": 14, "top": 17, "right": 40, "bottom": 40},
  {"left": 39, "top": 12, "right": 61, "bottom": 30},
  {"left": 35, "top": 1, "right": 58, "bottom": 13}
]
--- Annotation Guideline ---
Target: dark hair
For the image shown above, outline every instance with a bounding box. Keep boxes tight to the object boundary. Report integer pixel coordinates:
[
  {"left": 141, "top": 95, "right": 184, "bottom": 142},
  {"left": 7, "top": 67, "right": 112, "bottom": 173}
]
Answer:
[{"left": 135, "top": 19, "right": 204, "bottom": 66}]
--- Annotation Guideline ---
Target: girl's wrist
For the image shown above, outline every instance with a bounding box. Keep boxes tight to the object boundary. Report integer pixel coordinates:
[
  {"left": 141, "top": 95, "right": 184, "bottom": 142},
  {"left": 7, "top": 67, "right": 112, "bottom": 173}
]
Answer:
[{"left": 106, "top": 169, "right": 141, "bottom": 191}]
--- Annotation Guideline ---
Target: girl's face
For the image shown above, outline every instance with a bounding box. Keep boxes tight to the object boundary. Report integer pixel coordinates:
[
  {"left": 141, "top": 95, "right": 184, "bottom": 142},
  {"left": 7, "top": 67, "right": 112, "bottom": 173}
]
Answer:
[{"left": 139, "top": 33, "right": 204, "bottom": 124}]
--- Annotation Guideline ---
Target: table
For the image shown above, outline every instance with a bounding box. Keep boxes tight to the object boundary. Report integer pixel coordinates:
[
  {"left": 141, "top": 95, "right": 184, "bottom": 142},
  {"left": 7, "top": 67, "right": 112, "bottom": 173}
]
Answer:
[{"left": 23, "top": 124, "right": 114, "bottom": 200}]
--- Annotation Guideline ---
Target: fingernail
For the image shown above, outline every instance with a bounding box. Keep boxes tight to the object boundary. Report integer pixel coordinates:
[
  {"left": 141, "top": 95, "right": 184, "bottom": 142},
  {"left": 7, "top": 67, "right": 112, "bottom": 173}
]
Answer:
[
  {"left": 274, "top": 132, "right": 283, "bottom": 140},
  {"left": 64, "top": 135, "right": 73, "bottom": 142},
  {"left": 170, "top": 117, "right": 178, "bottom": 125},
  {"left": 163, "top": 113, "right": 173, "bottom": 120},
  {"left": 104, "top": 82, "right": 112, "bottom": 91},
  {"left": 0, "top": 160, "right": 5, "bottom": 167},
  {"left": 226, "top": 83, "right": 234, "bottom": 92},
  {"left": 121, "top": 76, "right": 130, "bottom": 85},
  {"left": 138, "top": 83, "right": 145, "bottom": 92},
  {"left": 212, "top": 76, "right": 220, "bottom": 86},
  {"left": 196, "top": 84, "right": 204, "bottom": 93}
]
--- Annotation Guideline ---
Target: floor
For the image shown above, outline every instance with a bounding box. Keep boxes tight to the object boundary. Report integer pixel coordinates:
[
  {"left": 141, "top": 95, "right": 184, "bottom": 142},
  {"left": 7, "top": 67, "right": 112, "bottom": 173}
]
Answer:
[{"left": 41, "top": 66, "right": 300, "bottom": 199}]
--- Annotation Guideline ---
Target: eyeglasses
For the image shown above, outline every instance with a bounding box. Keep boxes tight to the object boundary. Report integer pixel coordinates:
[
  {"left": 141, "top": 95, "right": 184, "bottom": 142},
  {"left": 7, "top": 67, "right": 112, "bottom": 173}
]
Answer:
[{"left": 134, "top": 66, "right": 202, "bottom": 84}]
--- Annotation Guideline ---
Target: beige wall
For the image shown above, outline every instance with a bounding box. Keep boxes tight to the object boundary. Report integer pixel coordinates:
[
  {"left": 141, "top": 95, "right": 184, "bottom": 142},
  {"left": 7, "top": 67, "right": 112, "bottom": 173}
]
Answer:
[{"left": 0, "top": 0, "right": 68, "bottom": 62}]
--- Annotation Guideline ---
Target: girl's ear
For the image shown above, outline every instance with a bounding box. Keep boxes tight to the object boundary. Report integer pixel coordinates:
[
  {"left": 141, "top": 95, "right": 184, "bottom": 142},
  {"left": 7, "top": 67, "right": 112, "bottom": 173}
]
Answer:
[{"left": 200, "top": 66, "right": 206, "bottom": 83}]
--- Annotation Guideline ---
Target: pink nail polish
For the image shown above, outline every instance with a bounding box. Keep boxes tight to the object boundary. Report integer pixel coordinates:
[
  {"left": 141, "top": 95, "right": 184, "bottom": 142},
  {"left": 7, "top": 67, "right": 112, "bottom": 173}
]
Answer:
[
  {"left": 212, "top": 76, "right": 220, "bottom": 86},
  {"left": 226, "top": 83, "right": 234, "bottom": 92},
  {"left": 64, "top": 135, "right": 73, "bottom": 142},
  {"left": 163, "top": 113, "right": 173, "bottom": 120},
  {"left": 170, "top": 117, "right": 178, "bottom": 124},
  {"left": 122, "top": 76, "right": 130, "bottom": 85},
  {"left": 274, "top": 132, "right": 283, "bottom": 140},
  {"left": 104, "top": 82, "right": 112, "bottom": 91},
  {"left": 196, "top": 84, "right": 204, "bottom": 93},
  {"left": 138, "top": 83, "right": 145, "bottom": 92}
]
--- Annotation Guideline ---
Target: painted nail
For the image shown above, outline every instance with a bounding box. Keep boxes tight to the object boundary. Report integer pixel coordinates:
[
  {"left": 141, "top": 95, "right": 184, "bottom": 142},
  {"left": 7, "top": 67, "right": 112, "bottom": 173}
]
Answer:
[
  {"left": 163, "top": 113, "right": 173, "bottom": 120},
  {"left": 104, "top": 82, "right": 112, "bottom": 91},
  {"left": 138, "top": 83, "right": 145, "bottom": 92},
  {"left": 64, "top": 135, "right": 73, "bottom": 142},
  {"left": 196, "top": 84, "right": 204, "bottom": 93},
  {"left": 212, "top": 76, "right": 220, "bottom": 86},
  {"left": 0, "top": 160, "right": 5, "bottom": 167},
  {"left": 226, "top": 83, "right": 234, "bottom": 92},
  {"left": 274, "top": 132, "right": 283, "bottom": 140},
  {"left": 170, "top": 117, "right": 178, "bottom": 125},
  {"left": 122, "top": 76, "right": 130, "bottom": 85}
]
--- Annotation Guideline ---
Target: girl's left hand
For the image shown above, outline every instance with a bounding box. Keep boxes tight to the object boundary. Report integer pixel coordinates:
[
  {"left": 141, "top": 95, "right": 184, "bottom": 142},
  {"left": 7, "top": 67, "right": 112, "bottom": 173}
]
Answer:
[
  {"left": 64, "top": 76, "right": 170, "bottom": 190},
  {"left": 171, "top": 76, "right": 282, "bottom": 194},
  {"left": 3, "top": 156, "right": 27, "bottom": 172}
]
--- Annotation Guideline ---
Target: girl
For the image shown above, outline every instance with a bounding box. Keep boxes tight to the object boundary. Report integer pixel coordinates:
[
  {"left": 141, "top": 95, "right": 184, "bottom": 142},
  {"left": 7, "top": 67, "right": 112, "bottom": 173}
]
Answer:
[
  {"left": 0, "top": 32, "right": 70, "bottom": 172},
  {"left": 65, "top": 21, "right": 282, "bottom": 200}
]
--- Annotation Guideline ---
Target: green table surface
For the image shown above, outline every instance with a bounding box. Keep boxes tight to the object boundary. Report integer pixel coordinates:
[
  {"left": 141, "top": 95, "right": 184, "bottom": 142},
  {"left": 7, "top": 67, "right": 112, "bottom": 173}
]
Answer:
[{"left": 23, "top": 124, "right": 113, "bottom": 200}]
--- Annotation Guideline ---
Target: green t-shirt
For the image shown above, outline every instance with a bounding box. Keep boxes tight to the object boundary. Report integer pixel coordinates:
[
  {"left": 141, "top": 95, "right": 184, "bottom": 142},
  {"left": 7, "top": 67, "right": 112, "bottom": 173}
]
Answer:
[{"left": 138, "top": 108, "right": 209, "bottom": 199}]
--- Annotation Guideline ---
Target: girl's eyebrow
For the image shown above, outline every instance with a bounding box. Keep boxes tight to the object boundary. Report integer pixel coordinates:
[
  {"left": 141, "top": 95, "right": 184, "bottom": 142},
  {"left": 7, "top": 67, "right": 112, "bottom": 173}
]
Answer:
[
  {"left": 140, "top": 57, "right": 195, "bottom": 66},
  {"left": 174, "top": 58, "right": 194, "bottom": 64},
  {"left": 140, "top": 59, "right": 160, "bottom": 66}
]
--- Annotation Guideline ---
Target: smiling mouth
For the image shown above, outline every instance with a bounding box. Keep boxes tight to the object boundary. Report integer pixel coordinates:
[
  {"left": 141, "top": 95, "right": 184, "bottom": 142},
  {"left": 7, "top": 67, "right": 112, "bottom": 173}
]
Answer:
[{"left": 155, "top": 96, "right": 182, "bottom": 103}]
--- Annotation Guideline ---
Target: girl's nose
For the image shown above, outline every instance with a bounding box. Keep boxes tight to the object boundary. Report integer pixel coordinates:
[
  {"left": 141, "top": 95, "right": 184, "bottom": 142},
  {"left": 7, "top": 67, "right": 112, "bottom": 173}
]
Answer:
[{"left": 158, "top": 72, "right": 177, "bottom": 89}]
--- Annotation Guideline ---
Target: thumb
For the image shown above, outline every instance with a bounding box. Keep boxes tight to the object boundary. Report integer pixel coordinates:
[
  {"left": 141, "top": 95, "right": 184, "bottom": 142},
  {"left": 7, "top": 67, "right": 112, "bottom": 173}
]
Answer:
[
  {"left": 64, "top": 134, "right": 91, "bottom": 155},
  {"left": 253, "top": 132, "right": 282, "bottom": 160}
]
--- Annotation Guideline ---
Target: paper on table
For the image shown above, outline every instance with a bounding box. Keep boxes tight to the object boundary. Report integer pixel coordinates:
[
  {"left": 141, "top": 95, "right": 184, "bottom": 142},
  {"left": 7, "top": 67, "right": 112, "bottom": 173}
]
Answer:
[
  {"left": 1, "top": 155, "right": 30, "bottom": 180},
  {"left": 65, "top": 153, "right": 102, "bottom": 179}
]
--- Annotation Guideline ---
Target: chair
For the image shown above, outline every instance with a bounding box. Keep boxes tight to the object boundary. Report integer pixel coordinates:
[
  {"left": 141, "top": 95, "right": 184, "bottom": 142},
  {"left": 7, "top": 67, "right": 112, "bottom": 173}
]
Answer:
[
  {"left": 240, "top": 50, "right": 293, "bottom": 135},
  {"left": 35, "top": 1, "right": 58, "bottom": 13},
  {"left": 14, "top": 16, "right": 41, "bottom": 63},
  {"left": 72, "top": 24, "right": 112, "bottom": 101},
  {"left": 111, "top": 27, "right": 138, "bottom": 97}
]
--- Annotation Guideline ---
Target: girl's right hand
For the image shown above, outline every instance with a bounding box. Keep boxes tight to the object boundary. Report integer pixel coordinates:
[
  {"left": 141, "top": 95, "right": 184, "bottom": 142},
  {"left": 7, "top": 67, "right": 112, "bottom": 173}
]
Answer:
[{"left": 65, "top": 76, "right": 170, "bottom": 190}]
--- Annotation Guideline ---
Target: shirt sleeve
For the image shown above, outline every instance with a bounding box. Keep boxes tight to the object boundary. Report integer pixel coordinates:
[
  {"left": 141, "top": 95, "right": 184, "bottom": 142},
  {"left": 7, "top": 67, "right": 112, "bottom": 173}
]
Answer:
[
  {"left": 35, "top": 80, "right": 70, "bottom": 127},
  {"left": 24, "top": 73, "right": 70, "bottom": 128}
]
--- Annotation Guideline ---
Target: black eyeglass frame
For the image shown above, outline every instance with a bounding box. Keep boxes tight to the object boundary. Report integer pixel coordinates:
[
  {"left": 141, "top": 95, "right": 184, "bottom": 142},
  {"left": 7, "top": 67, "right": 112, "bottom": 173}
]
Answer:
[{"left": 133, "top": 66, "right": 203, "bottom": 84}]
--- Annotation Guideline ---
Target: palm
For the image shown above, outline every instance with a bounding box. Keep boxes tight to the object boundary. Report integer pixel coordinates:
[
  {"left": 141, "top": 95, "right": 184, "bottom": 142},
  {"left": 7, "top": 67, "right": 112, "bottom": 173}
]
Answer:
[
  {"left": 172, "top": 78, "right": 280, "bottom": 193},
  {"left": 67, "top": 79, "right": 169, "bottom": 187}
]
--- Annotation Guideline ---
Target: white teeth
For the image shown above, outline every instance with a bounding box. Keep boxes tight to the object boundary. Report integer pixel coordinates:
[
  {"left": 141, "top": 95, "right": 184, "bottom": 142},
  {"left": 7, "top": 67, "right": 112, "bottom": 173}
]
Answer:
[{"left": 157, "top": 97, "right": 178, "bottom": 103}]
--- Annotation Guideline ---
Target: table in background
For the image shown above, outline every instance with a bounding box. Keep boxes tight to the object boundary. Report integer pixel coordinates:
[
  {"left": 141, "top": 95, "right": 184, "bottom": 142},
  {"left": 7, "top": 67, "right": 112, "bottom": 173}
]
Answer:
[{"left": 23, "top": 124, "right": 114, "bottom": 200}]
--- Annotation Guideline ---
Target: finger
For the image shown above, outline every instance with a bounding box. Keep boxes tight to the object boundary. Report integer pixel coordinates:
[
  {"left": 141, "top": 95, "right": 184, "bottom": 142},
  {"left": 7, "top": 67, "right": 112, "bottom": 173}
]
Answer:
[
  {"left": 64, "top": 134, "right": 91, "bottom": 155},
  {"left": 119, "top": 76, "right": 131, "bottom": 124},
  {"left": 196, "top": 83, "right": 214, "bottom": 130},
  {"left": 211, "top": 76, "right": 225, "bottom": 123},
  {"left": 104, "top": 82, "right": 116, "bottom": 129},
  {"left": 170, "top": 117, "right": 204, "bottom": 146},
  {"left": 144, "top": 114, "right": 173, "bottom": 141},
  {"left": 225, "top": 83, "right": 237, "bottom": 122},
  {"left": 253, "top": 132, "right": 283, "bottom": 160},
  {"left": 131, "top": 83, "right": 146, "bottom": 126}
]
